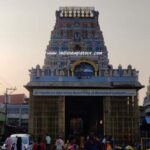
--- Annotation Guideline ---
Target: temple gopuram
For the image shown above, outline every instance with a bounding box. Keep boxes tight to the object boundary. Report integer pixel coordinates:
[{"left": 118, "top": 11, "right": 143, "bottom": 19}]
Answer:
[{"left": 26, "top": 7, "right": 143, "bottom": 144}]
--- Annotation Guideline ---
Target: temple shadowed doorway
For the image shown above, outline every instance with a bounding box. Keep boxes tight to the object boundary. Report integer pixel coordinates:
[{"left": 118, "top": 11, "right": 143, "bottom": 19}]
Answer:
[{"left": 65, "top": 96, "right": 103, "bottom": 138}]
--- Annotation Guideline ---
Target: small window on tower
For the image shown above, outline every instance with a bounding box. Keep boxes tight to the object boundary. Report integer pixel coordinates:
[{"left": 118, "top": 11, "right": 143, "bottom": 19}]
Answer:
[{"left": 74, "top": 44, "right": 81, "bottom": 51}]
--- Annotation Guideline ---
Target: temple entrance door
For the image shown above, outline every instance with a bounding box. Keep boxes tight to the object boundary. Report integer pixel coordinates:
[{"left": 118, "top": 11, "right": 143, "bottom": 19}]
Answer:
[{"left": 65, "top": 96, "right": 103, "bottom": 138}]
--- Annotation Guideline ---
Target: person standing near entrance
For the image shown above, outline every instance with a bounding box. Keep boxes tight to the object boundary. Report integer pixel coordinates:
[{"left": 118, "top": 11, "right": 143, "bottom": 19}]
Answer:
[
  {"left": 55, "top": 136, "right": 64, "bottom": 150},
  {"left": 5, "top": 135, "right": 13, "bottom": 150},
  {"left": 45, "top": 134, "right": 51, "bottom": 150},
  {"left": 33, "top": 136, "right": 46, "bottom": 150},
  {"left": 16, "top": 137, "right": 25, "bottom": 150},
  {"left": 84, "top": 133, "right": 100, "bottom": 150},
  {"left": 105, "top": 141, "right": 112, "bottom": 150}
]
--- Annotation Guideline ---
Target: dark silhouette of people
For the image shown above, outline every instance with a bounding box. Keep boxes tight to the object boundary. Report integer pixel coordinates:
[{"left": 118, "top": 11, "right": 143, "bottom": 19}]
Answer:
[
  {"left": 33, "top": 136, "right": 46, "bottom": 150},
  {"left": 16, "top": 137, "right": 22, "bottom": 150},
  {"left": 84, "top": 133, "right": 100, "bottom": 150}
]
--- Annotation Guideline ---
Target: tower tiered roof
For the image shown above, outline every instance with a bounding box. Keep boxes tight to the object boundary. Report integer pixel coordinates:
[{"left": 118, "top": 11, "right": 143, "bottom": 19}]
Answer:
[{"left": 44, "top": 7, "right": 108, "bottom": 70}]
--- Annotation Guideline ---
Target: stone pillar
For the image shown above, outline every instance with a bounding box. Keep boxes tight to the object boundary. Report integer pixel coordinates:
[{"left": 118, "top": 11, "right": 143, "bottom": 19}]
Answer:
[
  {"left": 103, "top": 96, "right": 111, "bottom": 136},
  {"left": 28, "top": 94, "right": 34, "bottom": 136},
  {"left": 58, "top": 96, "right": 65, "bottom": 136}
]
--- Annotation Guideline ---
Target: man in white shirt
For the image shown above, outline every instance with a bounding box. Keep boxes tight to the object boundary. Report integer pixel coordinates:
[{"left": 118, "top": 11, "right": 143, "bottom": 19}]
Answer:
[{"left": 45, "top": 134, "right": 51, "bottom": 150}]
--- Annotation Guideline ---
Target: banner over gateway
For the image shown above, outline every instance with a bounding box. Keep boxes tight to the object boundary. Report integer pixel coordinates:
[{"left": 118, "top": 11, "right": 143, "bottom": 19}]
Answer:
[{"left": 33, "top": 89, "right": 137, "bottom": 96}]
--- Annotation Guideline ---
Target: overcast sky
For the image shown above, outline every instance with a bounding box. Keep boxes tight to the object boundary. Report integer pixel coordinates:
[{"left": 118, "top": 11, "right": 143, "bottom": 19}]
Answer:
[{"left": 0, "top": 0, "right": 150, "bottom": 105}]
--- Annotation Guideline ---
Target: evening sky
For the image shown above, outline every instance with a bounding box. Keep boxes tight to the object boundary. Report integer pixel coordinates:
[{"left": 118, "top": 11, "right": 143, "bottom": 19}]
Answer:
[{"left": 0, "top": 0, "right": 150, "bottom": 105}]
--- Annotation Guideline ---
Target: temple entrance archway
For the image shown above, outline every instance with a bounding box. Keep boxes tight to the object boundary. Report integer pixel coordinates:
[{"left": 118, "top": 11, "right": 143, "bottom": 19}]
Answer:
[{"left": 65, "top": 96, "right": 103, "bottom": 138}]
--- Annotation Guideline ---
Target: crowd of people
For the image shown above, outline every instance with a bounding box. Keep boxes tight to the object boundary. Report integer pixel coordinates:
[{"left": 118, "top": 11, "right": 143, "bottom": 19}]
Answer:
[
  {"left": 5, "top": 135, "right": 29, "bottom": 150},
  {"left": 4, "top": 133, "right": 114, "bottom": 150},
  {"left": 31, "top": 133, "right": 114, "bottom": 150},
  {"left": 5, "top": 133, "right": 140, "bottom": 150}
]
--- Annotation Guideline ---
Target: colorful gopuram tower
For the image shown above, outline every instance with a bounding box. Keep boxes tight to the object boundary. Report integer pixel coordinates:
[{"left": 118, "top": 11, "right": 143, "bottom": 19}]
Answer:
[{"left": 26, "top": 7, "right": 143, "bottom": 144}]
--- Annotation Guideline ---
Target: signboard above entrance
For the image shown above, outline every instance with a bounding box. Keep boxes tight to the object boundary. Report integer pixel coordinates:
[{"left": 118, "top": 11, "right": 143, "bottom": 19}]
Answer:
[{"left": 33, "top": 89, "right": 136, "bottom": 96}]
